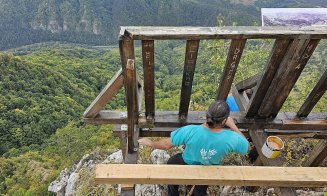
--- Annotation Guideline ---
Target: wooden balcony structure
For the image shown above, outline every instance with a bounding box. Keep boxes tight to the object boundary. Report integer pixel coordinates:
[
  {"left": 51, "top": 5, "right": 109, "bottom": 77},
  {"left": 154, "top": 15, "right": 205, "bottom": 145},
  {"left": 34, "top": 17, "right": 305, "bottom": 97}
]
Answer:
[{"left": 84, "top": 26, "right": 327, "bottom": 196}]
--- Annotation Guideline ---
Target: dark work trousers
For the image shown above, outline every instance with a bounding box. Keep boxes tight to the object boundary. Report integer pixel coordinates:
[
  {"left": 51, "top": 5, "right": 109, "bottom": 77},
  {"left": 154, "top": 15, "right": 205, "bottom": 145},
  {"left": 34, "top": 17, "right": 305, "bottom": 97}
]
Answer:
[{"left": 167, "top": 153, "right": 208, "bottom": 196}]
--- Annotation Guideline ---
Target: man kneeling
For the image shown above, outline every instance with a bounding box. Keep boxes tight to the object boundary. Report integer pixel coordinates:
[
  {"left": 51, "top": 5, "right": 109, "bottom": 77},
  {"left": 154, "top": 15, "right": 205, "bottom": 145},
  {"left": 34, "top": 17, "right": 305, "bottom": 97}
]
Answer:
[{"left": 138, "top": 100, "right": 250, "bottom": 196}]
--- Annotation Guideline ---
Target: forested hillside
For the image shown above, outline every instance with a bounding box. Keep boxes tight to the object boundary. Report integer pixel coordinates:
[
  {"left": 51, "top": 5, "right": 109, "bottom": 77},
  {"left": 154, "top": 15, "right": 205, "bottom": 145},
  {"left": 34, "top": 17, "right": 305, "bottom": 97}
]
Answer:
[
  {"left": 1, "top": 0, "right": 327, "bottom": 50},
  {"left": 0, "top": 38, "right": 326, "bottom": 194}
]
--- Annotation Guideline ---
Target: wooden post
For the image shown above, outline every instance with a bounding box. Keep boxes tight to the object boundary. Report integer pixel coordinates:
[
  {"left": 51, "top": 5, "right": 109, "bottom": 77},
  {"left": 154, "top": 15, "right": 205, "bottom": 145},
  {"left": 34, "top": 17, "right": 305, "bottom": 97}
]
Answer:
[
  {"left": 125, "top": 59, "right": 137, "bottom": 153},
  {"left": 216, "top": 39, "right": 246, "bottom": 101},
  {"left": 297, "top": 69, "right": 327, "bottom": 117},
  {"left": 179, "top": 40, "right": 200, "bottom": 119},
  {"left": 142, "top": 40, "right": 155, "bottom": 120}
]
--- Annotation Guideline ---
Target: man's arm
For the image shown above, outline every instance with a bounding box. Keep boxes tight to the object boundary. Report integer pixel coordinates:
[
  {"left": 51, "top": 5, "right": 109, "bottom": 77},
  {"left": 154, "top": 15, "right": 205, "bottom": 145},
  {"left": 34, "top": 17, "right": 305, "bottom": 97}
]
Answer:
[
  {"left": 138, "top": 138, "right": 173, "bottom": 150},
  {"left": 225, "top": 117, "right": 251, "bottom": 152}
]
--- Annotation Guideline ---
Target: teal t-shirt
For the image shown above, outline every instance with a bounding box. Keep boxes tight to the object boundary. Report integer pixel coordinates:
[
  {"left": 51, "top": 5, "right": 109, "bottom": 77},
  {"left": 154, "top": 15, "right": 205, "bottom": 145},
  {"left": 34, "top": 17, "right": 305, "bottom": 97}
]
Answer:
[{"left": 171, "top": 125, "right": 248, "bottom": 165}]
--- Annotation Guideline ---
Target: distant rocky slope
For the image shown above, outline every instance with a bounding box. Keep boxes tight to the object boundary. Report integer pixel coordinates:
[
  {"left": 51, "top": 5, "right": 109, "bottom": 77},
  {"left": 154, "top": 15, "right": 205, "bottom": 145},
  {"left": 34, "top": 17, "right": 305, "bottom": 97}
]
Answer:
[{"left": 1, "top": 0, "right": 327, "bottom": 50}]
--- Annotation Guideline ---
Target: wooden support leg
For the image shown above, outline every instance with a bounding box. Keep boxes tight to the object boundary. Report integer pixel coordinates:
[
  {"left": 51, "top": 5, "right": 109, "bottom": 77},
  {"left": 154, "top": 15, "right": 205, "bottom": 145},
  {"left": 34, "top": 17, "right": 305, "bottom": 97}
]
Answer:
[
  {"left": 249, "top": 130, "right": 297, "bottom": 196},
  {"left": 303, "top": 139, "right": 327, "bottom": 167}
]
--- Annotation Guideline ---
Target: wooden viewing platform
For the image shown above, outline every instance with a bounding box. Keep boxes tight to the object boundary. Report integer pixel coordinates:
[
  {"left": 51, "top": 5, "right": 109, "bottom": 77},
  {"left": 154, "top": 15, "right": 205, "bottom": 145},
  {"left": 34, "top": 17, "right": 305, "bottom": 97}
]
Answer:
[{"left": 84, "top": 26, "right": 327, "bottom": 196}]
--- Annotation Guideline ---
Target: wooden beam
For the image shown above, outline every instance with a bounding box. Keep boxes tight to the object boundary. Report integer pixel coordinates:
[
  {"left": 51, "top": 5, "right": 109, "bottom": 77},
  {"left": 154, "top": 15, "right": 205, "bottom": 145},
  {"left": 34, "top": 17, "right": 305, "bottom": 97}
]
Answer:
[
  {"left": 179, "top": 40, "right": 200, "bottom": 119},
  {"left": 258, "top": 37, "right": 320, "bottom": 118},
  {"left": 83, "top": 69, "right": 124, "bottom": 118},
  {"left": 216, "top": 39, "right": 247, "bottom": 100},
  {"left": 125, "top": 59, "right": 137, "bottom": 153},
  {"left": 142, "top": 40, "right": 155, "bottom": 119},
  {"left": 303, "top": 139, "right": 327, "bottom": 167},
  {"left": 297, "top": 69, "right": 327, "bottom": 117},
  {"left": 246, "top": 39, "right": 292, "bottom": 117},
  {"left": 235, "top": 73, "right": 261, "bottom": 92},
  {"left": 120, "top": 26, "right": 327, "bottom": 40},
  {"left": 88, "top": 110, "right": 327, "bottom": 130},
  {"left": 249, "top": 130, "right": 297, "bottom": 195},
  {"left": 95, "top": 164, "right": 327, "bottom": 187}
]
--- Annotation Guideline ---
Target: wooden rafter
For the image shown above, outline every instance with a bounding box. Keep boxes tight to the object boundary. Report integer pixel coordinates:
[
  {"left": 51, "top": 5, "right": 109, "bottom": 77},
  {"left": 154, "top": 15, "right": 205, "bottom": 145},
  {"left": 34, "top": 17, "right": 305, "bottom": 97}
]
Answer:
[
  {"left": 231, "top": 85, "right": 248, "bottom": 112},
  {"left": 179, "top": 40, "right": 200, "bottom": 119},
  {"left": 258, "top": 37, "right": 320, "bottom": 118},
  {"left": 246, "top": 39, "right": 292, "bottom": 117},
  {"left": 297, "top": 69, "right": 327, "bottom": 117},
  {"left": 216, "top": 39, "right": 247, "bottom": 100}
]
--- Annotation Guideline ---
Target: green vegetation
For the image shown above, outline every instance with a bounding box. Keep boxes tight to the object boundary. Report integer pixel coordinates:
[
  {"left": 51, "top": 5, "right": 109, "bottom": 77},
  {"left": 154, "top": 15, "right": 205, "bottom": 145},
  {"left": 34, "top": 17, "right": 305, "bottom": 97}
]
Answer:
[
  {"left": 0, "top": 28, "right": 326, "bottom": 196},
  {"left": 1, "top": 0, "right": 327, "bottom": 50}
]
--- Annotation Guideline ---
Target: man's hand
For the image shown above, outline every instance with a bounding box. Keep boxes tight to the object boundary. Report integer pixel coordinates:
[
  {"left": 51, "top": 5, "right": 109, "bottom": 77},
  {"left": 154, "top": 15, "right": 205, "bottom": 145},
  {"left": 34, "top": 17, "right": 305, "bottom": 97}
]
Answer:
[
  {"left": 138, "top": 138, "right": 154, "bottom": 147},
  {"left": 225, "top": 117, "right": 236, "bottom": 129},
  {"left": 138, "top": 138, "right": 173, "bottom": 150}
]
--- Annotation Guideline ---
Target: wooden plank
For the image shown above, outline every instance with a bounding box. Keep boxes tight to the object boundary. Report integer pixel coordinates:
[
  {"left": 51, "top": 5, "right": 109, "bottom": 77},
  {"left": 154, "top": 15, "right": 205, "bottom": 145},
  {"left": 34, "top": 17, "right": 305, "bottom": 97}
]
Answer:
[
  {"left": 258, "top": 37, "right": 320, "bottom": 118},
  {"left": 142, "top": 40, "right": 155, "bottom": 119},
  {"left": 249, "top": 130, "right": 297, "bottom": 195},
  {"left": 179, "top": 40, "right": 200, "bottom": 119},
  {"left": 89, "top": 110, "right": 327, "bottom": 130},
  {"left": 235, "top": 73, "right": 261, "bottom": 92},
  {"left": 120, "top": 26, "right": 327, "bottom": 40},
  {"left": 303, "top": 139, "right": 327, "bottom": 167},
  {"left": 297, "top": 69, "right": 327, "bottom": 117},
  {"left": 83, "top": 69, "right": 124, "bottom": 118},
  {"left": 246, "top": 39, "right": 292, "bottom": 117},
  {"left": 125, "top": 59, "right": 137, "bottom": 153},
  {"left": 95, "top": 164, "right": 327, "bottom": 187},
  {"left": 119, "top": 37, "right": 135, "bottom": 71},
  {"left": 231, "top": 85, "right": 248, "bottom": 112},
  {"left": 216, "top": 39, "right": 247, "bottom": 100}
]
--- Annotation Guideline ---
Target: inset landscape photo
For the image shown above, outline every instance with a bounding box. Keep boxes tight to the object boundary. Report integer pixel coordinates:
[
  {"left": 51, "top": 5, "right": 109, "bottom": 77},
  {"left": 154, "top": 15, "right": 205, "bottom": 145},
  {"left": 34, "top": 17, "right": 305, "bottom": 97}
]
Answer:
[{"left": 261, "top": 8, "right": 327, "bottom": 26}]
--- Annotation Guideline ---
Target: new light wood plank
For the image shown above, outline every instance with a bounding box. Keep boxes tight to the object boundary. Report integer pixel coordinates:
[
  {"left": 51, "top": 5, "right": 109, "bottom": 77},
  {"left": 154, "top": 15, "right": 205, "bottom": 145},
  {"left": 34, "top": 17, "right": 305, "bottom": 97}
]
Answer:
[
  {"left": 179, "top": 40, "right": 200, "bottom": 119},
  {"left": 120, "top": 26, "right": 327, "bottom": 40},
  {"left": 246, "top": 39, "right": 292, "bottom": 117},
  {"left": 95, "top": 164, "right": 327, "bottom": 187},
  {"left": 216, "top": 39, "right": 246, "bottom": 100},
  {"left": 142, "top": 40, "right": 155, "bottom": 119},
  {"left": 83, "top": 69, "right": 124, "bottom": 118},
  {"left": 297, "top": 69, "right": 327, "bottom": 117},
  {"left": 258, "top": 37, "right": 320, "bottom": 118}
]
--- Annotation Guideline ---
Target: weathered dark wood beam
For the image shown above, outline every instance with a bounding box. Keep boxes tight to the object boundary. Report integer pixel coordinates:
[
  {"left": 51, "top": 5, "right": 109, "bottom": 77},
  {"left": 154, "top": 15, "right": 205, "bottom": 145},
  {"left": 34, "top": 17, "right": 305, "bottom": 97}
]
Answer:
[
  {"left": 297, "top": 69, "right": 327, "bottom": 118},
  {"left": 246, "top": 39, "right": 292, "bottom": 117},
  {"left": 125, "top": 59, "right": 138, "bottom": 153},
  {"left": 235, "top": 73, "right": 261, "bottom": 92},
  {"left": 119, "top": 36, "right": 134, "bottom": 71},
  {"left": 142, "top": 40, "right": 155, "bottom": 119},
  {"left": 179, "top": 40, "right": 200, "bottom": 119},
  {"left": 88, "top": 111, "right": 327, "bottom": 130},
  {"left": 249, "top": 130, "right": 297, "bottom": 196},
  {"left": 302, "top": 139, "right": 327, "bottom": 167},
  {"left": 120, "top": 26, "right": 327, "bottom": 40},
  {"left": 216, "top": 39, "right": 247, "bottom": 100},
  {"left": 83, "top": 69, "right": 124, "bottom": 118},
  {"left": 258, "top": 37, "right": 320, "bottom": 118}
]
